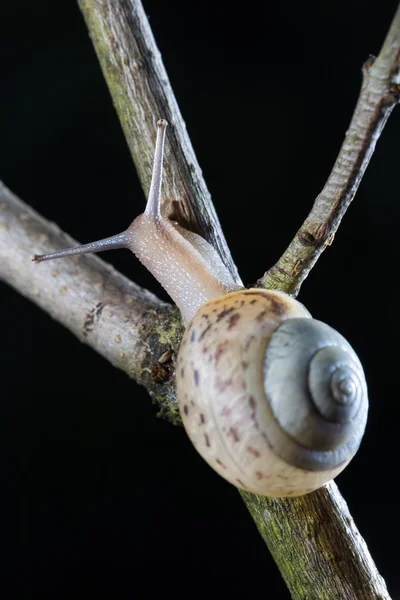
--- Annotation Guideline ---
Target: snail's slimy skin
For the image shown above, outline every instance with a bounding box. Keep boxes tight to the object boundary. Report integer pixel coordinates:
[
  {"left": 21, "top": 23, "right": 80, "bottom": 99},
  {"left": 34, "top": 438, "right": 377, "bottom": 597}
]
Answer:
[{"left": 176, "top": 289, "right": 367, "bottom": 497}]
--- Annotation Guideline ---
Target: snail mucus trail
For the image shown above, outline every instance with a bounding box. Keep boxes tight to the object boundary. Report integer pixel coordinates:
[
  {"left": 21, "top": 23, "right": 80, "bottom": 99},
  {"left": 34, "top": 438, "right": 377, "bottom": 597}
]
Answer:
[{"left": 33, "top": 119, "right": 368, "bottom": 497}]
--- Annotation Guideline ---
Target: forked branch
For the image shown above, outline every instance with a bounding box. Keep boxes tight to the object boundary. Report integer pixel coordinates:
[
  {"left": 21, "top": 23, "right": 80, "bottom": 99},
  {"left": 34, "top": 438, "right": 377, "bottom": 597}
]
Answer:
[
  {"left": 1, "top": 1, "right": 399, "bottom": 598},
  {"left": 78, "top": 0, "right": 242, "bottom": 285}
]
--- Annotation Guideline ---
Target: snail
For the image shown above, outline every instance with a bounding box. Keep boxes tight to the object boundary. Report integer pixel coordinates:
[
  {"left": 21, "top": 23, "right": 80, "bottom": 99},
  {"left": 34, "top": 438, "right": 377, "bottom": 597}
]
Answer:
[{"left": 33, "top": 119, "right": 368, "bottom": 497}]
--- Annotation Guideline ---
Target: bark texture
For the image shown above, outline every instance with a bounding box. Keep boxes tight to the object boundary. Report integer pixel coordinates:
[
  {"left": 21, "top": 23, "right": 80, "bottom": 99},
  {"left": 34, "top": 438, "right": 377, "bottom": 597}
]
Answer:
[
  {"left": 0, "top": 181, "right": 183, "bottom": 422},
  {"left": 78, "top": 0, "right": 242, "bottom": 286},
  {"left": 259, "top": 5, "right": 400, "bottom": 295},
  {"left": 241, "top": 483, "right": 390, "bottom": 599},
  {"left": 1, "top": 1, "right": 399, "bottom": 598}
]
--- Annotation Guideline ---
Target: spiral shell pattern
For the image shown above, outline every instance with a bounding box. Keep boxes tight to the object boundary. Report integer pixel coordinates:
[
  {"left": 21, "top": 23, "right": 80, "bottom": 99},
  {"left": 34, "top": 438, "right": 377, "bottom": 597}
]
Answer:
[
  {"left": 264, "top": 318, "right": 368, "bottom": 472},
  {"left": 176, "top": 288, "right": 368, "bottom": 497}
]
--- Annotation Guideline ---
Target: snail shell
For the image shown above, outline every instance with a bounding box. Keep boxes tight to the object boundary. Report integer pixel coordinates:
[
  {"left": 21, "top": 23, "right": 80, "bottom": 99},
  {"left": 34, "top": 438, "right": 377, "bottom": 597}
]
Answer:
[{"left": 176, "top": 288, "right": 368, "bottom": 497}]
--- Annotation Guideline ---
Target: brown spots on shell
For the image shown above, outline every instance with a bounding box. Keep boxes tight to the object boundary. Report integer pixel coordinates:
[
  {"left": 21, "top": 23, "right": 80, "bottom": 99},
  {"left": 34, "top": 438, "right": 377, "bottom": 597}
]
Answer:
[
  {"left": 220, "top": 406, "right": 231, "bottom": 416},
  {"left": 180, "top": 367, "right": 185, "bottom": 378},
  {"left": 201, "top": 313, "right": 209, "bottom": 319},
  {"left": 227, "top": 427, "right": 240, "bottom": 443},
  {"left": 193, "top": 369, "right": 200, "bottom": 387},
  {"left": 199, "top": 413, "right": 205, "bottom": 425},
  {"left": 247, "top": 446, "right": 261, "bottom": 458},
  {"left": 216, "top": 306, "right": 235, "bottom": 322},
  {"left": 216, "top": 458, "right": 227, "bottom": 469},
  {"left": 241, "top": 361, "right": 249, "bottom": 370},
  {"left": 256, "top": 310, "right": 267, "bottom": 322},
  {"left": 245, "top": 335, "right": 256, "bottom": 350},
  {"left": 183, "top": 404, "right": 189, "bottom": 416},
  {"left": 215, "top": 341, "right": 229, "bottom": 365},
  {"left": 202, "top": 346, "right": 209, "bottom": 354},
  {"left": 215, "top": 376, "right": 233, "bottom": 392},
  {"left": 277, "top": 473, "right": 289, "bottom": 480},
  {"left": 268, "top": 295, "right": 287, "bottom": 318},
  {"left": 234, "top": 298, "right": 245, "bottom": 307},
  {"left": 198, "top": 323, "right": 212, "bottom": 341},
  {"left": 190, "top": 329, "right": 196, "bottom": 342},
  {"left": 204, "top": 434, "right": 211, "bottom": 447},
  {"left": 256, "top": 471, "right": 264, "bottom": 480},
  {"left": 245, "top": 290, "right": 288, "bottom": 318},
  {"left": 227, "top": 312, "right": 241, "bottom": 329},
  {"left": 249, "top": 395, "right": 263, "bottom": 437}
]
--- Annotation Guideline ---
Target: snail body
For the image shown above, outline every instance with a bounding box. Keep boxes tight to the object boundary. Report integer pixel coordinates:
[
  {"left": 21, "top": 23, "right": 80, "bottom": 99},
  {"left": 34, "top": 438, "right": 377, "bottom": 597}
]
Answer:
[{"left": 33, "top": 120, "right": 368, "bottom": 497}]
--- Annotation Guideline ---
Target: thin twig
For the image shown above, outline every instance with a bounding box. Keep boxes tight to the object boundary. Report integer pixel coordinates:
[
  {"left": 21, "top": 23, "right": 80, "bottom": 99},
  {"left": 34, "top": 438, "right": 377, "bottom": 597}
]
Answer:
[
  {"left": 78, "top": 0, "right": 242, "bottom": 286},
  {"left": 1, "top": 1, "right": 398, "bottom": 598},
  {"left": 258, "top": 4, "right": 400, "bottom": 296}
]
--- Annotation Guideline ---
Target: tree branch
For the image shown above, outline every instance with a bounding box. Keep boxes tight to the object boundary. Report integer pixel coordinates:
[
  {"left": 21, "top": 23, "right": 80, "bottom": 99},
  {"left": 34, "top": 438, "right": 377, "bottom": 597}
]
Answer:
[
  {"left": 1, "top": 1, "right": 398, "bottom": 598},
  {"left": 78, "top": 0, "right": 242, "bottom": 286},
  {"left": 0, "top": 180, "right": 392, "bottom": 598},
  {"left": 259, "top": 3, "right": 400, "bottom": 296},
  {"left": 0, "top": 181, "right": 183, "bottom": 422},
  {"left": 241, "top": 483, "right": 390, "bottom": 599},
  {"left": 245, "top": 7, "right": 399, "bottom": 597}
]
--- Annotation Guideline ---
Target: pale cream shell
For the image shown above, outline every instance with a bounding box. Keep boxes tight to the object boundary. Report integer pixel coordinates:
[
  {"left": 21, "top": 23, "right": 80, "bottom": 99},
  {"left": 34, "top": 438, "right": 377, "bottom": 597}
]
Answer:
[{"left": 176, "top": 288, "right": 351, "bottom": 497}]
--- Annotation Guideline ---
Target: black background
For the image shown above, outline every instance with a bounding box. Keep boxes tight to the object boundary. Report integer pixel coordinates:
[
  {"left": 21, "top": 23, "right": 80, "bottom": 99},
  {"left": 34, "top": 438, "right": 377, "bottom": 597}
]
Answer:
[{"left": 1, "top": 1, "right": 399, "bottom": 598}]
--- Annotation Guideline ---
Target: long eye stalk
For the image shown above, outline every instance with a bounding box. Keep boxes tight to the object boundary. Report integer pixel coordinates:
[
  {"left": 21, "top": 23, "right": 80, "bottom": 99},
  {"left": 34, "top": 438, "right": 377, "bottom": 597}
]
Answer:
[
  {"left": 33, "top": 118, "right": 242, "bottom": 323},
  {"left": 32, "top": 232, "right": 130, "bottom": 263},
  {"left": 32, "top": 119, "right": 168, "bottom": 264}
]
